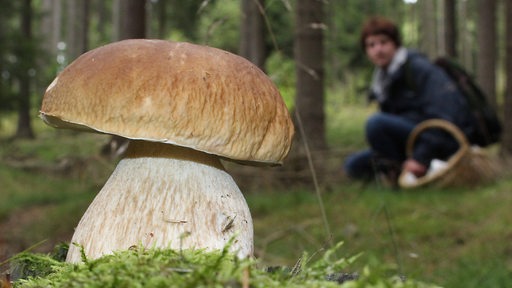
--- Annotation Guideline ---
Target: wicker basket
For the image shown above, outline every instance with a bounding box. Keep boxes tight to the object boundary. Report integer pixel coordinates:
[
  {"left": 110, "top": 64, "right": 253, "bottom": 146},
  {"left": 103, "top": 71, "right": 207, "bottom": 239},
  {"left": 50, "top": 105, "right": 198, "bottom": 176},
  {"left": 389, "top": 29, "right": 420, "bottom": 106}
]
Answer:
[{"left": 398, "top": 119, "right": 498, "bottom": 189}]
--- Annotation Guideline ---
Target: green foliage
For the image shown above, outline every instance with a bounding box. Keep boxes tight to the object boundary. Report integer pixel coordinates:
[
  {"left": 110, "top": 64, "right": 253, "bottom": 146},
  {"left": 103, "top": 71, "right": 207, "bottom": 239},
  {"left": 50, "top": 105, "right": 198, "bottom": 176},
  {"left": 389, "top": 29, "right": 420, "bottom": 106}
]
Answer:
[
  {"left": 193, "top": 0, "right": 295, "bottom": 59},
  {"left": 0, "top": 0, "right": 53, "bottom": 116},
  {"left": 247, "top": 176, "right": 512, "bottom": 288},
  {"left": 9, "top": 242, "right": 435, "bottom": 288},
  {"left": 196, "top": 0, "right": 240, "bottom": 53},
  {"left": 266, "top": 51, "right": 296, "bottom": 109},
  {"left": 262, "top": 0, "right": 294, "bottom": 58},
  {"left": 147, "top": 0, "right": 206, "bottom": 41},
  {"left": 325, "top": 100, "right": 374, "bottom": 149},
  {"left": 9, "top": 247, "right": 65, "bottom": 281},
  {"left": 0, "top": 1, "right": 19, "bottom": 112}
]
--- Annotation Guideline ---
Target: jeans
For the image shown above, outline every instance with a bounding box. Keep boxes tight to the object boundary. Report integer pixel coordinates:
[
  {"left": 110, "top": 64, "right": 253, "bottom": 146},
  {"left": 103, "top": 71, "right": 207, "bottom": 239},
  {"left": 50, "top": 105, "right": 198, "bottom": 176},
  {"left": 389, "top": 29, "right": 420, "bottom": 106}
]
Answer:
[{"left": 344, "top": 113, "right": 416, "bottom": 180}]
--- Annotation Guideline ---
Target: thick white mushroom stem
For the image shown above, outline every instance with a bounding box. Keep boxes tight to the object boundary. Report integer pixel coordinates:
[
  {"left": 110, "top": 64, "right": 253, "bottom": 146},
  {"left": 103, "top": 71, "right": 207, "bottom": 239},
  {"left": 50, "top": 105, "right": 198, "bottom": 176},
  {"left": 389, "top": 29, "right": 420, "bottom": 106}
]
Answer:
[{"left": 66, "top": 140, "right": 253, "bottom": 263}]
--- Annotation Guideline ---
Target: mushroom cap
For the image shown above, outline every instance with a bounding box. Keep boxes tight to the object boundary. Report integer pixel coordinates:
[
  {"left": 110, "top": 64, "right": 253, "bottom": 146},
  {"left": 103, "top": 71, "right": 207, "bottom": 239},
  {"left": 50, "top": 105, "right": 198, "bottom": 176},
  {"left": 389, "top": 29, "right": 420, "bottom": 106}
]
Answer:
[{"left": 40, "top": 39, "right": 294, "bottom": 165}]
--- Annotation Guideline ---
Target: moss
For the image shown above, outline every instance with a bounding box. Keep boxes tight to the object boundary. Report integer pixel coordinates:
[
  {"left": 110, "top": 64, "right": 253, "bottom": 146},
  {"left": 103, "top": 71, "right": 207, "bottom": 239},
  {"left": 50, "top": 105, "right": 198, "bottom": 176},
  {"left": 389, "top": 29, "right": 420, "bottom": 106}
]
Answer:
[{"left": 7, "top": 242, "right": 438, "bottom": 288}]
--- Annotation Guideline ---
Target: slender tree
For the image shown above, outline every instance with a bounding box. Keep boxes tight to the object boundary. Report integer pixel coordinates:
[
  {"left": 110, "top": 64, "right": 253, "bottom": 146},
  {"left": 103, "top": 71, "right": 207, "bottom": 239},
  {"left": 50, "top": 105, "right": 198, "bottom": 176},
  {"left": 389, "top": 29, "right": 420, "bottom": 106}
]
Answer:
[
  {"left": 444, "top": 0, "right": 457, "bottom": 58},
  {"left": 239, "top": 0, "right": 266, "bottom": 69},
  {"left": 0, "top": 1, "right": 16, "bottom": 113},
  {"left": 459, "top": 0, "right": 476, "bottom": 71},
  {"left": 476, "top": 0, "right": 497, "bottom": 107},
  {"left": 118, "top": 0, "right": 146, "bottom": 39},
  {"left": 103, "top": 0, "right": 147, "bottom": 157},
  {"left": 294, "top": 0, "right": 326, "bottom": 152},
  {"left": 40, "top": 0, "right": 61, "bottom": 58},
  {"left": 155, "top": 0, "right": 169, "bottom": 38},
  {"left": 66, "top": 0, "right": 89, "bottom": 61},
  {"left": 502, "top": 0, "right": 512, "bottom": 157},
  {"left": 15, "top": 0, "right": 35, "bottom": 139},
  {"left": 419, "top": 0, "right": 437, "bottom": 59},
  {"left": 95, "top": 0, "right": 110, "bottom": 43}
]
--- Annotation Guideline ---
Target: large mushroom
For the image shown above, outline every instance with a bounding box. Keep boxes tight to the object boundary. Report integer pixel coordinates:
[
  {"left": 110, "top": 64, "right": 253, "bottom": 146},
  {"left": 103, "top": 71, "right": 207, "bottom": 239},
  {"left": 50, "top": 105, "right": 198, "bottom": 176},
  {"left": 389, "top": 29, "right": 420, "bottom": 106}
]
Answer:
[{"left": 40, "top": 39, "right": 294, "bottom": 263}]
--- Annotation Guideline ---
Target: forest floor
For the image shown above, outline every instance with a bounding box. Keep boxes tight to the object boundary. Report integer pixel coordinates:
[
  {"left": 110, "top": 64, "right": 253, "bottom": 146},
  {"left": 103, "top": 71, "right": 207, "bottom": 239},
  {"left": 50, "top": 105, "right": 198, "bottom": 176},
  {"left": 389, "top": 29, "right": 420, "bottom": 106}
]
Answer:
[{"left": 1, "top": 106, "right": 512, "bottom": 287}]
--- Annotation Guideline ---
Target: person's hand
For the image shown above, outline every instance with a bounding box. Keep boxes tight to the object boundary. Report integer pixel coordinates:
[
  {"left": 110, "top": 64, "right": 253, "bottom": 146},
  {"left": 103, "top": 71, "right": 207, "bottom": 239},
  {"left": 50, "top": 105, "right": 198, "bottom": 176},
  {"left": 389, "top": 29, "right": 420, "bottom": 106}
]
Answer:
[{"left": 402, "top": 159, "right": 427, "bottom": 177}]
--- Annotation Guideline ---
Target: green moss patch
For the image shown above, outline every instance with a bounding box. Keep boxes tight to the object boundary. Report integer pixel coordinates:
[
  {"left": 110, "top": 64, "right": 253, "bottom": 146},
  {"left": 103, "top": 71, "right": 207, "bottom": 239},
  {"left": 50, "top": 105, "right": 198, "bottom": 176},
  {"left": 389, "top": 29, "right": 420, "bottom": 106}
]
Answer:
[{"left": 5, "top": 242, "right": 437, "bottom": 288}]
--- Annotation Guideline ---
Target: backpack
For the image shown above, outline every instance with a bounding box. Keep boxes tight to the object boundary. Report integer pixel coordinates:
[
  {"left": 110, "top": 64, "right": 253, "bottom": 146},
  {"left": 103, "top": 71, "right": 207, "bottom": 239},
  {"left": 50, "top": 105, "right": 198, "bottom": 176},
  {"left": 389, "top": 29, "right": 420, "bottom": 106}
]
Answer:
[
  {"left": 433, "top": 57, "right": 502, "bottom": 147},
  {"left": 404, "top": 56, "right": 502, "bottom": 147}
]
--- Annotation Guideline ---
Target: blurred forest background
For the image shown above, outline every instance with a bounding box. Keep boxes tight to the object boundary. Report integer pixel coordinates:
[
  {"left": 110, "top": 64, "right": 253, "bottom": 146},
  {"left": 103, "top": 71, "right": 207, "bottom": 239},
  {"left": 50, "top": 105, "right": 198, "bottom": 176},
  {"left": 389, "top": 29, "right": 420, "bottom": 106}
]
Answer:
[
  {"left": 2, "top": 0, "right": 512, "bottom": 287},
  {"left": 1, "top": 0, "right": 512, "bottom": 154}
]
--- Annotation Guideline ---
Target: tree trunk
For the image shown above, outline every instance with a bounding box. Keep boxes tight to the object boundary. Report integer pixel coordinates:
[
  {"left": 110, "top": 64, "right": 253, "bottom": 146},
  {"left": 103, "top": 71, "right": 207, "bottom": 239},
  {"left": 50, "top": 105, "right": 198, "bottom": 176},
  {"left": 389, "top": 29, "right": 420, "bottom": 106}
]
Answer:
[
  {"left": 459, "top": 0, "right": 476, "bottom": 72},
  {"left": 112, "top": 0, "right": 121, "bottom": 40},
  {"left": 476, "top": 0, "right": 497, "bottom": 108},
  {"left": 66, "top": 0, "right": 89, "bottom": 61},
  {"left": 96, "top": 0, "right": 109, "bottom": 43},
  {"left": 239, "top": 0, "right": 266, "bottom": 70},
  {"left": 15, "top": 0, "right": 35, "bottom": 139},
  {"left": 444, "top": 0, "right": 457, "bottom": 58},
  {"left": 419, "top": 0, "right": 437, "bottom": 59},
  {"left": 156, "top": 0, "right": 168, "bottom": 39},
  {"left": 294, "top": 0, "right": 326, "bottom": 151},
  {"left": 103, "top": 0, "right": 147, "bottom": 158},
  {"left": 40, "top": 0, "right": 61, "bottom": 57},
  {"left": 501, "top": 0, "right": 512, "bottom": 157},
  {"left": 119, "top": 0, "right": 146, "bottom": 39},
  {"left": 294, "top": 0, "right": 326, "bottom": 153}
]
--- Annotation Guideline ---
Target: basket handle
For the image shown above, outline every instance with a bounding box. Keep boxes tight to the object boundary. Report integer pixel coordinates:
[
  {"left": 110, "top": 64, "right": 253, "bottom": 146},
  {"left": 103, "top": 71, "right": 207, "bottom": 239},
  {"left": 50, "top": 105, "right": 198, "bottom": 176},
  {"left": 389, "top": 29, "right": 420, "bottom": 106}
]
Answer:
[{"left": 406, "top": 119, "right": 470, "bottom": 158}]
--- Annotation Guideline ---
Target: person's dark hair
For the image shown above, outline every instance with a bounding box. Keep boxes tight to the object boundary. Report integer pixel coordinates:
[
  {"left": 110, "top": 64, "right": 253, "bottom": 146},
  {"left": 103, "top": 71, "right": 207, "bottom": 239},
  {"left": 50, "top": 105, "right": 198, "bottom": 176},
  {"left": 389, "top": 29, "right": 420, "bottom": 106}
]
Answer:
[{"left": 360, "top": 16, "right": 402, "bottom": 50}]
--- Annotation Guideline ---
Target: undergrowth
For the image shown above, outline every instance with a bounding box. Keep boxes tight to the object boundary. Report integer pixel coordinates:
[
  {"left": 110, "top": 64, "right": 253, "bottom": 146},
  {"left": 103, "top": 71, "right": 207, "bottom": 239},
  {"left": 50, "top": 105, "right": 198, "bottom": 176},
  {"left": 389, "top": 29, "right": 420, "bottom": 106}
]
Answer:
[{"left": 5, "top": 242, "right": 437, "bottom": 288}]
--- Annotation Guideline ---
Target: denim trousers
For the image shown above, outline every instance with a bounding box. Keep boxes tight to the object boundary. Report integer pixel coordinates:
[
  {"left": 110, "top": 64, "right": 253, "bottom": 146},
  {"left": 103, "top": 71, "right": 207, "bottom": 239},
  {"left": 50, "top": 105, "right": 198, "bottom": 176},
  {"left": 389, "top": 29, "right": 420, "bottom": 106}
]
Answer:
[{"left": 344, "top": 113, "right": 416, "bottom": 180}]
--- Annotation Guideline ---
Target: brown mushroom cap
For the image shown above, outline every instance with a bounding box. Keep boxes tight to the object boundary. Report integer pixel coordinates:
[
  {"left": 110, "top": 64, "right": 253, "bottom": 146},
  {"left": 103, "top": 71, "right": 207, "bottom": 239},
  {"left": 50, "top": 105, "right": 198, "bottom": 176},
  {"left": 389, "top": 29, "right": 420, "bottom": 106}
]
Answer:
[{"left": 40, "top": 39, "right": 294, "bottom": 165}]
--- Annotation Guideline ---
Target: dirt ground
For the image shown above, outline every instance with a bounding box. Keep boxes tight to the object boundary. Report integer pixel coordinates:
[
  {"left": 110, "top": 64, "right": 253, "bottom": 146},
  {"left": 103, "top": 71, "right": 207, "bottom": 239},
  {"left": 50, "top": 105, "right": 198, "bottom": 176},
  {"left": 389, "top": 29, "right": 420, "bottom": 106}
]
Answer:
[{"left": 0, "top": 205, "right": 72, "bottom": 274}]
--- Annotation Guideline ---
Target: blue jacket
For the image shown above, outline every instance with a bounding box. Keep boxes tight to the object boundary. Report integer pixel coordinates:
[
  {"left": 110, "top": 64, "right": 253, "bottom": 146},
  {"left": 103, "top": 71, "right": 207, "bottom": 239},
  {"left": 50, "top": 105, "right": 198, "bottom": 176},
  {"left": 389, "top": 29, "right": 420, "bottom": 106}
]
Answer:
[{"left": 371, "top": 50, "right": 477, "bottom": 166}]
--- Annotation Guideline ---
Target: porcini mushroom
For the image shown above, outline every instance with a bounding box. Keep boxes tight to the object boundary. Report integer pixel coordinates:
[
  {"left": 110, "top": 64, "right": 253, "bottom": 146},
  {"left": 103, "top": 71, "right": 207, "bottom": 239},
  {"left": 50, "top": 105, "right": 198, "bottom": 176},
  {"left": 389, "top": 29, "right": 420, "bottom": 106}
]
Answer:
[{"left": 40, "top": 39, "right": 294, "bottom": 263}]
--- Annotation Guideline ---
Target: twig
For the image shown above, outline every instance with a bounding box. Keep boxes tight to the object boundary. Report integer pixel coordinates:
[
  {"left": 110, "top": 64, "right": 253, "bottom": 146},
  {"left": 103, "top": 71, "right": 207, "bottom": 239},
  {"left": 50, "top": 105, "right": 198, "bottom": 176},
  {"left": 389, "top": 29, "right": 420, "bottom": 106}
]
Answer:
[
  {"left": 242, "top": 266, "right": 250, "bottom": 288},
  {"left": 0, "top": 239, "right": 48, "bottom": 268},
  {"left": 294, "top": 108, "right": 333, "bottom": 249}
]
